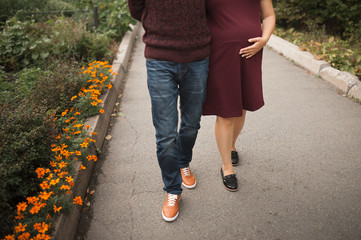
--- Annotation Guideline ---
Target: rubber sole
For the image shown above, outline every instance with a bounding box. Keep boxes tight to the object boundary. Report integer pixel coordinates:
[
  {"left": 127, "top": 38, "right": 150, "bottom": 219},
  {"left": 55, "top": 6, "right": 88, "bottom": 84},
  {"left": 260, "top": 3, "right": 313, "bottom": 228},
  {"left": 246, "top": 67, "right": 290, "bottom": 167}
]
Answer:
[
  {"left": 162, "top": 211, "right": 179, "bottom": 222},
  {"left": 223, "top": 185, "right": 238, "bottom": 192},
  {"left": 182, "top": 181, "right": 197, "bottom": 189}
]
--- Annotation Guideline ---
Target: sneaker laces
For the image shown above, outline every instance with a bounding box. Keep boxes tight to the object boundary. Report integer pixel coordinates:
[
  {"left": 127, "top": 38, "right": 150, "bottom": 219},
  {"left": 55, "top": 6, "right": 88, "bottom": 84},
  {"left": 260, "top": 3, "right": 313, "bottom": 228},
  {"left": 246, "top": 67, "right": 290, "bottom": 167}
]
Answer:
[
  {"left": 166, "top": 194, "right": 178, "bottom": 206},
  {"left": 181, "top": 167, "right": 191, "bottom": 177}
]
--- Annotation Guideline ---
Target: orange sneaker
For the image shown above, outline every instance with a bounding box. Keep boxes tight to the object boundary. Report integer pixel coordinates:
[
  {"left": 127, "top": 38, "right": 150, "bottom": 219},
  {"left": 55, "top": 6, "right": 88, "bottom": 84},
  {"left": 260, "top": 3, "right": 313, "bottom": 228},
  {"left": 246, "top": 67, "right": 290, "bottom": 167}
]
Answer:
[
  {"left": 180, "top": 166, "right": 197, "bottom": 189},
  {"left": 162, "top": 193, "right": 181, "bottom": 222}
]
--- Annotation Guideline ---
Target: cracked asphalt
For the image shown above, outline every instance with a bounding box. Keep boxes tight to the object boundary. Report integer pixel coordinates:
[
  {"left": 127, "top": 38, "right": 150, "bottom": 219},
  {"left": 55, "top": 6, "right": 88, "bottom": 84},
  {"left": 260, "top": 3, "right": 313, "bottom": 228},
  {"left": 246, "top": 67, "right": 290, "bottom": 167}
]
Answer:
[{"left": 81, "top": 31, "right": 361, "bottom": 240}]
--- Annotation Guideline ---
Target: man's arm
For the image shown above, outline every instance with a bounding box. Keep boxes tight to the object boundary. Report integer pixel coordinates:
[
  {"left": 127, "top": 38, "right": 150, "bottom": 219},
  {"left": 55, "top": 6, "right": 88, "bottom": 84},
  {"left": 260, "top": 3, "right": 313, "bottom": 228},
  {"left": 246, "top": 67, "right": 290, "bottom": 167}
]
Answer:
[{"left": 127, "top": 0, "right": 145, "bottom": 22}]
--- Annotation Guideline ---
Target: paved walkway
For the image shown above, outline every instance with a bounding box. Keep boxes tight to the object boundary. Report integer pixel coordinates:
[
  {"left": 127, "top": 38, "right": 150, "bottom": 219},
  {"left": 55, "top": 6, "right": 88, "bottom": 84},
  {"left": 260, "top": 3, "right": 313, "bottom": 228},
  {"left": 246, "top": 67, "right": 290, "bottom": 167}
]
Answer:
[{"left": 84, "top": 32, "right": 361, "bottom": 240}]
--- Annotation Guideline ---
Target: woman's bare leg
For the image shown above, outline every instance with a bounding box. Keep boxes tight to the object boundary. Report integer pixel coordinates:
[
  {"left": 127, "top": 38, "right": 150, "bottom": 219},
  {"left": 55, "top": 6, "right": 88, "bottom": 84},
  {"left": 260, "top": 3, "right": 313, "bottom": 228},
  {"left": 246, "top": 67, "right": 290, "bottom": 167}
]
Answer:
[
  {"left": 214, "top": 116, "right": 235, "bottom": 176},
  {"left": 231, "top": 110, "right": 246, "bottom": 151}
]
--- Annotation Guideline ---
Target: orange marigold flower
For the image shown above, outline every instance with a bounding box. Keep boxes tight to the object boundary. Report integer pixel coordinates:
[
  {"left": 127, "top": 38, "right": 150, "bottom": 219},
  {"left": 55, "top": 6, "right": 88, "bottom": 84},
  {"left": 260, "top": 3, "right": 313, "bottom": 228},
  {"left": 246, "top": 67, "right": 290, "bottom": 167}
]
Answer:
[
  {"left": 17, "top": 202, "right": 28, "bottom": 212},
  {"left": 91, "top": 101, "right": 98, "bottom": 106},
  {"left": 60, "top": 184, "right": 71, "bottom": 190},
  {"left": 75, "top": 111, "right": 81, "bottom": 115},
  {"left": 27, "top": 196, "right": 39, "bottom": 205},
  {"left": 74, "top": 131, "right": 81, "bottom": 135},
  {"left": 54, "top": 205, "right": 62, "bottom": 213},
  {"left": 99, "top": 109, "right": 104, "bottom": 114},
  {"left": 91, "top": 132, "right": 98, "bottom": 135},
  {"left": 39, "top": 191, "right": 53, "bottom": 201},
  {"left": 50, "top": 161, "right": 57, "bottom": 167},
  {"left": 50, "top": 178, "right": 60, "bottom": 186},
  {"left": 80, "top": 141, "right": 88, "bottom": 148},
  {"left": 71, "top": 95, "right": 77, "bottom": 101},
  {"left": 34, "top": 222, "right": 49, "bottom": 234},
  {"left": 58, "top": 161, "right": 67, "bottom": 169},
  {"left": 73, "top": 123, "right": 84, "bottom": 128},
  {"left": 63, "top": 128, "right": 69, "bottom": 133},
  {"left": 4, "top": 235, "right": 15, "bottom": 240},
  {"left": 47, "top": 214, "right": 52, "bottom": 220},
  {"left": 80, "top": 164, "right": 86, "bottom": 170},
  {"left": 30, "top": 205, "right": 41, "bottom": 214},
  {"left": 85, "top": 125, "right": 90, "bottom": 129},
  {"left": 66, "top": 176, "right": 74, "bottom": 183},
  {"left": 56, "top": 134, "right": 61, "bottom": 139},
  {"left": 35, "top": 168, "right": 46, "bottom": 178},
  {"left": 66, "top": 136, "right": 71, "bottom": 140},
  {"left": 55, "top": 155, "right": 62, "bottom": 161},
  {"left": 107, "top": 84, "right": 112, "bottom": 89},
  {"left": 66, "top": 190, "right": 72, "bottom": 195},
  {"left": 18, "top": 232, "right": 30, "bottom": 240},
  {"left": 40, "top": 181, "right": 50, "bottom": 190},
  {"left": 61, "top": 109, "right": 68, "bottom": 116},
  {"left": 46, "top": 173, "right": 53, "bottom": 180},
  {"left": 73, "top": 196, "right": 83, "bottom": 205},
  {"left": 58, "top": 171, "right": 68, "bottom": 178},
  {"left": 76, "top": 150, "right": 81, "bottom": 156},
  {"left": 15, "top": 211, "right": 24, "bottom": 220},
  {"left": 51, "top": 144, "right": 56, "bottom": 148},
  {"left": 87, "top": 155, "right": 98, "bottom": 161},
  {"left": 15, "top": 222, "right": 27, "bottom": 233}
]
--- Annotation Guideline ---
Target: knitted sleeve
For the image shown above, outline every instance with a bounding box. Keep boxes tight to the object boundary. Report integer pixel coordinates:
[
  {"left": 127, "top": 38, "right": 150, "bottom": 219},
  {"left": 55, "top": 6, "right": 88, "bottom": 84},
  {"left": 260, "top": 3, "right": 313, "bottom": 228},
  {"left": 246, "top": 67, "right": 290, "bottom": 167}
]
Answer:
[{"left": 127, "top": 0, "right": 145, "bottom": 21}]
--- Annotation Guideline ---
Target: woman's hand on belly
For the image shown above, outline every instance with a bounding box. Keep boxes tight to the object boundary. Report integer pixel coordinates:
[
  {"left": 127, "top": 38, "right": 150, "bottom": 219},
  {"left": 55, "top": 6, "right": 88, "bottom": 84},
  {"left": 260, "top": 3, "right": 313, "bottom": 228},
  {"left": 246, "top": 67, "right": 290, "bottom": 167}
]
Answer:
[{"left": 239, "top": 37, "right": 267, "bottom": 59}]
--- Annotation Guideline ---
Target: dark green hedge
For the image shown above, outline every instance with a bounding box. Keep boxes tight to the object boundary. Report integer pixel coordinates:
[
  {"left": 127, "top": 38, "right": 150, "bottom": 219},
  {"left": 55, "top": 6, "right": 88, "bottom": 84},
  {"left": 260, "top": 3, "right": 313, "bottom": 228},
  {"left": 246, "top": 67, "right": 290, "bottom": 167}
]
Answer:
[{"left": 273, "top": 0, "right": 361, "bottom": 37}]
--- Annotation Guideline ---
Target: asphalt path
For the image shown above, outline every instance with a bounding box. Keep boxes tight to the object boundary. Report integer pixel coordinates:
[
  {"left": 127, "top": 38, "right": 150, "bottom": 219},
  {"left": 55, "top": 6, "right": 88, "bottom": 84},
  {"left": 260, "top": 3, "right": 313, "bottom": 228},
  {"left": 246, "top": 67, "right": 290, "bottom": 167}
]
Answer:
[{"left": 83, "top": 32, "right": 361, "bottom": 240}]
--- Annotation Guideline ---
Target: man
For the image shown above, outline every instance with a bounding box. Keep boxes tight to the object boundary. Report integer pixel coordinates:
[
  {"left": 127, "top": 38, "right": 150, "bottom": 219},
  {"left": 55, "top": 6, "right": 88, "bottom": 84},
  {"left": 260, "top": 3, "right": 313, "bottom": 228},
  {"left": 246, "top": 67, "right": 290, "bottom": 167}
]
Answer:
[{"left": 127, "top": 1, "right": 211, "bottom": 221}]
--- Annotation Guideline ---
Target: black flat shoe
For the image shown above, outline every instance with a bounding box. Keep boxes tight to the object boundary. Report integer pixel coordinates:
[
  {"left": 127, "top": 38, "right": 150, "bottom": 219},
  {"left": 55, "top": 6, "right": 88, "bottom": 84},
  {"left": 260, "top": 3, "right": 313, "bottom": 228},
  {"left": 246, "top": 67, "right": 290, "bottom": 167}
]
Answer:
[
  {"left": 231, "top": 151, "right": 240, "bottom": 166},
  {"left": 220, "top": 168, "right": 238, "bottom": 192}
]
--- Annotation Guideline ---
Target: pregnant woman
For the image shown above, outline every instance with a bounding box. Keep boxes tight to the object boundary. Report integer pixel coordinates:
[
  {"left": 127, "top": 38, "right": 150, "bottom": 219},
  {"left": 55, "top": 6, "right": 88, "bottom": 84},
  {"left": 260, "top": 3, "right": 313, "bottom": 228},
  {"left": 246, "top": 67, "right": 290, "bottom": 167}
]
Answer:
[{"left": 203, "top": 0, "right": 275, "bottom": 191}]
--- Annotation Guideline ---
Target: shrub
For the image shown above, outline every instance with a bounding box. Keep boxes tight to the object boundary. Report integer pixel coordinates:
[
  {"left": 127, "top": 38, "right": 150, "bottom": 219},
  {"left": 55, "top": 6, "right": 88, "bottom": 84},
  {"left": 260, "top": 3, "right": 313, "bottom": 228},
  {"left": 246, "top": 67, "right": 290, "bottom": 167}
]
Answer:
[
  {"left": 0, "top": 17, "right": 113, "bottom": 71},
  {"left": 273, "top": 0, "right": 361, "bottom": 37},
  {"left": 0, "top": 103, "right": 56, "bottom": 236},
  {"left": 75, "top": 0, "right": 135, "bottom": 39}
]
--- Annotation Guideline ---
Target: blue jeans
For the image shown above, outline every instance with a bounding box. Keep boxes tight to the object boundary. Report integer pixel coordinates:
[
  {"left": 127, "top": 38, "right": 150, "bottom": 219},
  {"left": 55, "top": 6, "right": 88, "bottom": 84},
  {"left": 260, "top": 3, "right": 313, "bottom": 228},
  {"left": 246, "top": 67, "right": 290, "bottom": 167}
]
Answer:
[{"left": 146, "top": 58, "right": 209, "bottom": 195}]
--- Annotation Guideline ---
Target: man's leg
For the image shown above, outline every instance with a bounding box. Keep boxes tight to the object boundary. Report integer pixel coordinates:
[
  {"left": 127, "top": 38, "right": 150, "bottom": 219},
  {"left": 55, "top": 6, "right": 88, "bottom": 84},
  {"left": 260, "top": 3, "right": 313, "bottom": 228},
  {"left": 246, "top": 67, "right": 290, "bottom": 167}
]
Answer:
[
  {"left": 177, "top": 58, "right": 209, "bottom": 168},
  {"left": 146, "top": 59, "right": 182, "bottom": 195}
]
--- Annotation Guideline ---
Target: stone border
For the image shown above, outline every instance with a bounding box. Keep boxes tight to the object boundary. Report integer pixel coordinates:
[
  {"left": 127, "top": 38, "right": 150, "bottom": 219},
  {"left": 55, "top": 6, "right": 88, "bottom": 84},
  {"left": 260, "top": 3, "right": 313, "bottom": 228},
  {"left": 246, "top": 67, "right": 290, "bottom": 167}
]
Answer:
[
  {"left": 267, "top": 34, "right": 361, "bottom": 101},
  {"left": 52, "top": 22, "right": 140, "bottom": 240}
]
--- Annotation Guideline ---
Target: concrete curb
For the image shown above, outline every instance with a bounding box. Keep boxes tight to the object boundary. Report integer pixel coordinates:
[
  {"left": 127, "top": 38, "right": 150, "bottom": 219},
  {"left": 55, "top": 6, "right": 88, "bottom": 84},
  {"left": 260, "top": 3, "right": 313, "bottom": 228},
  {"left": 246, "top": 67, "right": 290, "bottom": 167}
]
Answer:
[
  {"left": 267, "top": 34, "right": 361, "bottom": 101},
  {"left": 52, "top": 22, "right": 140, "bottom": 240}
]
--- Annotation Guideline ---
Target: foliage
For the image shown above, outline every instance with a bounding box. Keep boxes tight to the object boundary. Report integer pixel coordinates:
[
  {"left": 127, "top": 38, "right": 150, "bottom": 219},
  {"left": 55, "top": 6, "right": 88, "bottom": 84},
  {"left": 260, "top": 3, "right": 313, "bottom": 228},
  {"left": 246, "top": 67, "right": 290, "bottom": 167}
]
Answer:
[
  {"left": 0, "top": 17, "right": 112, "bottom": 71},
  {"left": 274, "top": 27, "right": 361, "bottom": 79},
  {"left": 74, "top": 0, "right": 135, "bottom": 39},
  {"left": 1, "top": 61, "right": 116, "bottom": 239},
  {"left": 0, "top": 103, "right": 56, "bottom": 236},
  {"left": 0, "top": 0, "right": 76, "bottom": 24},
  {"left": 272, "top": 0, "right": 361, "bottom": 38}
]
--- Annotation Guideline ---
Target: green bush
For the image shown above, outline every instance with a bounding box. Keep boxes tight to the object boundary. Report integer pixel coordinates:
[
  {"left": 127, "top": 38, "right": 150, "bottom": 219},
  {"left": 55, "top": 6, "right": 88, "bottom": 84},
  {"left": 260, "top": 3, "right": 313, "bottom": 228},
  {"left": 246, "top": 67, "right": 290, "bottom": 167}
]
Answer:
[
  {"left": 0, "top": 103, "right": 56, "bottom": 235},
  {"left": 273, "top": 0, "right": 361, "bottom": 37},
  {"left": 75, "top": 0, "right": 135, "bottom": 39},
  {"left": 0, "top": 17, "right": 113, "bottom": 71}
]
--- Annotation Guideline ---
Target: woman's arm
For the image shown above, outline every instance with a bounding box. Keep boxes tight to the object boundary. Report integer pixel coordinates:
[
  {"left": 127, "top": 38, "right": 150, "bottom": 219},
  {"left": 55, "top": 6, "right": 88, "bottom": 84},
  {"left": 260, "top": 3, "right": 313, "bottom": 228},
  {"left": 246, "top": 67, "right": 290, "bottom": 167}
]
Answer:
[
  {"left": 127, "top": 0, "right": 145, "bottom": 22},
  {"left": 239, "top": 0, "right": 275, "bottom": 58}
]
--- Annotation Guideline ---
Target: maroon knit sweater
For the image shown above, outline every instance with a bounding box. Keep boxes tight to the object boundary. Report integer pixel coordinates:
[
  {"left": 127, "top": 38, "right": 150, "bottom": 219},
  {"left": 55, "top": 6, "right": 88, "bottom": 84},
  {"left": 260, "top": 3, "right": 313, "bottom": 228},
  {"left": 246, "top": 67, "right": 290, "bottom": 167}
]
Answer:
[{"left": 127, "top": 1, "right": 211, "bottom": 63}]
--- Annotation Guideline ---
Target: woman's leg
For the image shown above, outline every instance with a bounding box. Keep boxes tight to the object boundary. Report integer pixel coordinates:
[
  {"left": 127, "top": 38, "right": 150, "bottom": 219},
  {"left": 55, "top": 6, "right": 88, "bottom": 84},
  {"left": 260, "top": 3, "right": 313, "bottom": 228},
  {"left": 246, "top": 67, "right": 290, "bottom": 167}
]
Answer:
[
  {"left": 231, "top": 110, "right": 246, "bottom": 151},
  {"left": 214, "top": 116, "right": 235, "bottom": 176}
]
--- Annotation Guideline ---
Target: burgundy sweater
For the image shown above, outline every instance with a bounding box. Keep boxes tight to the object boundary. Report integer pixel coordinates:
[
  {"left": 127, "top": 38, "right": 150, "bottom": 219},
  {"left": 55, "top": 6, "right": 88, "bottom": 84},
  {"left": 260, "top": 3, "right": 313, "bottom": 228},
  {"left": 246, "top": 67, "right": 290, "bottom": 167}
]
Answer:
[{"left": 127, "top": 1, "right": 211, "bottom": 63}]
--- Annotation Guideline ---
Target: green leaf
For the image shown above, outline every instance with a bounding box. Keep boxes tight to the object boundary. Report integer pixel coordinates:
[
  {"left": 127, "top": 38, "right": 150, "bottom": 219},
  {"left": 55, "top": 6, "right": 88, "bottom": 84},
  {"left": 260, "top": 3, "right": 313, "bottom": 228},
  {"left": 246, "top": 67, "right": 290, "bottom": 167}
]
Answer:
[{"left": 40, "top": 52, "right": 49, "bottom": 59}]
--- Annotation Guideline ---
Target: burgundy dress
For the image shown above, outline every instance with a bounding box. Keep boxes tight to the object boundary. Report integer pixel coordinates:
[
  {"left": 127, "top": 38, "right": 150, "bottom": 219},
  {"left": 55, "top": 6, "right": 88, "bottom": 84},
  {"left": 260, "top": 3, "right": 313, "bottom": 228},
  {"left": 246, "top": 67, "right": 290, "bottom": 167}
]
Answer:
[{"left": 202, "top": 0, "right": 264, "bottom": 118}]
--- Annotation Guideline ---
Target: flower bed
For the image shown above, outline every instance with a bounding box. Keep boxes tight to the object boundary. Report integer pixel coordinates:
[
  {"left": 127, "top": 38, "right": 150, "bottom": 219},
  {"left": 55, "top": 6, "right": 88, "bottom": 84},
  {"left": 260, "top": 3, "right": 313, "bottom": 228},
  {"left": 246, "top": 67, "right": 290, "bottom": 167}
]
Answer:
[{"left": 3, "top": 61, "right": 118, "bottom": 240}]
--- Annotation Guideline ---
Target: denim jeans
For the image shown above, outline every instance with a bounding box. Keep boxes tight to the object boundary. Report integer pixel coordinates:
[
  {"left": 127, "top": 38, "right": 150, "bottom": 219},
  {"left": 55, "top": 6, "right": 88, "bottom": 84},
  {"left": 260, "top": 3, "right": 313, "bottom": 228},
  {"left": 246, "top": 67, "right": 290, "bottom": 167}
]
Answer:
[{"left": 146, "top": 58, "right": 209, "bottom": 195}]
